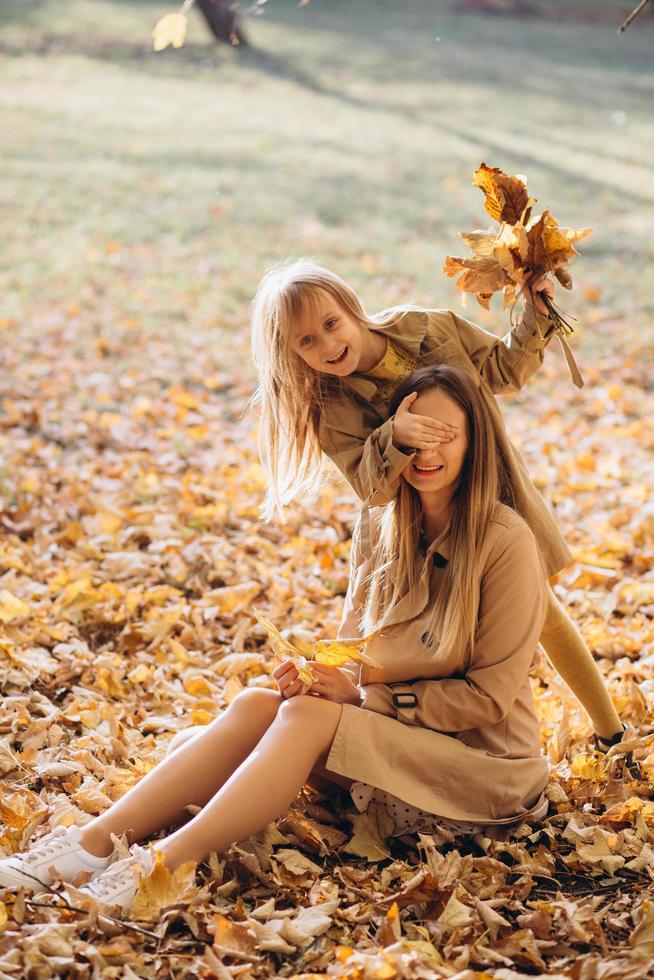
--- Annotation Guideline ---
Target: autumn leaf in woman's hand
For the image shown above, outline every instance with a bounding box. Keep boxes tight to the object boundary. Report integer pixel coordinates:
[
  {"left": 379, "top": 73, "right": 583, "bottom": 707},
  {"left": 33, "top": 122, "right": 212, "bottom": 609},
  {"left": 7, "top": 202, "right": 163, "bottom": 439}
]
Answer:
[
  {"left": 254, "top": 611, "right": 301, "bottom": 661},
  {"left": 255, "top": 612, "right": 382, "bottom": 695},
  {"left": 313, "top": 635, "right": 382, "bottom": 669}
]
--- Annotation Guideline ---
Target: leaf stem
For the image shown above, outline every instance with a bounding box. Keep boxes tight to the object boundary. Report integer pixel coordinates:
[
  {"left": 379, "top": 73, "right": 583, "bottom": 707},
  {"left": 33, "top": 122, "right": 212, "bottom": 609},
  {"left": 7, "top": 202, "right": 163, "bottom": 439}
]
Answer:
[{"left": 541, "top": 294, "right": 577, "bottom": 336}]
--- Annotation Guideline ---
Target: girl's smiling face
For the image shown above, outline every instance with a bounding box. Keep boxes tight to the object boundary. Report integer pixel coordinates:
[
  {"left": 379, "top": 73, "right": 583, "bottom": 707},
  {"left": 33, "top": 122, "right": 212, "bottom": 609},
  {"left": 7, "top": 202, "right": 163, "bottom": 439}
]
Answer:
[
  {"left": 290, "top": 289, "right": 364, "bottom": 376},
  {"left": 402, "top": 388, "right": 468, "bottom": 497}
]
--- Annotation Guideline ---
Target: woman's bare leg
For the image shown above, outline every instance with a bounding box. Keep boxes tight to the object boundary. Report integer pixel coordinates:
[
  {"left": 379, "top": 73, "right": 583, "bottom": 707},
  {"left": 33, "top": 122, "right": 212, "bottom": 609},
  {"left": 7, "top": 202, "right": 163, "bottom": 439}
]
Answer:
[
  {"left": 80, "top": 688, "right": 284, "bottom": 857},
  {"left": 154, "top": 694, "right": 345, "bottom": 869}
]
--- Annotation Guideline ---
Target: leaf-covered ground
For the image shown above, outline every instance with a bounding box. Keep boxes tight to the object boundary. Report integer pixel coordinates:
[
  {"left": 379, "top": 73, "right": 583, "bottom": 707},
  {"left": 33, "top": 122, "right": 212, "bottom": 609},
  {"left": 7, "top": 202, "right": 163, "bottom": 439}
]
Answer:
[
  {"left": 1, "top": 1, "right": 653, "bottom": 976},
  {"left": 1, "top": 303, "right": 653, "bottom": 978}
]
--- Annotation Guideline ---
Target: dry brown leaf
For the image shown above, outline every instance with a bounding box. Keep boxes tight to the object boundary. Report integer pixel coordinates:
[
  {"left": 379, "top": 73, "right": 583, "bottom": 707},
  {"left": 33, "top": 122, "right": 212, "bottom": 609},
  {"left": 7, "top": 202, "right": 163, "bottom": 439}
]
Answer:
[{"left": 131, "top": 850, "right": 198, "bottom": 920}]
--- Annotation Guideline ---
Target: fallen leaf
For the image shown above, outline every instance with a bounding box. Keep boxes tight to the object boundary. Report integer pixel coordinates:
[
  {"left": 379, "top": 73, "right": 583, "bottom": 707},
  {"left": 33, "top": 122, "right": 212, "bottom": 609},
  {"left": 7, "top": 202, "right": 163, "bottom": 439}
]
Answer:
[{"left": 152, "top": 12, "right": 188, "bottom": 52}]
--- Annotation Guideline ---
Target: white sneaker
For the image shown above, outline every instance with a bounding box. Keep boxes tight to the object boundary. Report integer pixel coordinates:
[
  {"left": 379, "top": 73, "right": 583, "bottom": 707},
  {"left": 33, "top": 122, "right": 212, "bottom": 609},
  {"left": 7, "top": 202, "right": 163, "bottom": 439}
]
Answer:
[
  {"left": 76, "top": 844, "right": 155, "bottom": 913},
  {"left": 0, "top": 825, "right": 110, "bottom": 891}
]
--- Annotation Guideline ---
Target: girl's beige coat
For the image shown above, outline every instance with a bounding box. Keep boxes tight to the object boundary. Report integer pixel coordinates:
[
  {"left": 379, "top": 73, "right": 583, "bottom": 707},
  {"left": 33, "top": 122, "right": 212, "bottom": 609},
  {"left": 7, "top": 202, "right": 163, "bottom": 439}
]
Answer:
[
  {"left": 319, "top": 305, "right": 571, "bottom": 577},
  {"left": 325, "top": 503, "right": 550, "bottom": 825}
]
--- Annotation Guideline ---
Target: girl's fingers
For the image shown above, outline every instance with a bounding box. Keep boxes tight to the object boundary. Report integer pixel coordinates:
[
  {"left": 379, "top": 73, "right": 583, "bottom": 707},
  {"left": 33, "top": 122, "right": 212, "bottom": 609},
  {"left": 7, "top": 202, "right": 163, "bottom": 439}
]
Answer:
[
  {"left": 415, "top": 433, "right": 447, "bottom": 448},
  {"left": 412, "top": 413, "right": 456, "bottom": 433},
  {"left": 531, "top": 275, "right": 553, "bottom": 297},
  {"left": 421, "top": 428, "right": 453, "bottom": 442},
  {"left": 397, "top": 391, "right": 418, "bottom": 413}
]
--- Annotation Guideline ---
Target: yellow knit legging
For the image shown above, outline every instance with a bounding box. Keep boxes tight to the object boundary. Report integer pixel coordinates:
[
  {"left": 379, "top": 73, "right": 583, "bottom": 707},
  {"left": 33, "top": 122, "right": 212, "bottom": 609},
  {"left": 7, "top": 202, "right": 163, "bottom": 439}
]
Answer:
[{"left": 542, "top": 586, "right": 622, "bottom": 740}]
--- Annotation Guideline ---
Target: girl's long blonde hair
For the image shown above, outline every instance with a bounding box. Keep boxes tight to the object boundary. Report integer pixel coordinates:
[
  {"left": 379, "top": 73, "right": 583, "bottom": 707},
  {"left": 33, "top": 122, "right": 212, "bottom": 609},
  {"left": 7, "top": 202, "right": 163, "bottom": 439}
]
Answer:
[
  {"left": 362, "top": 364, "right": 515, "bottom": 667},
  {"left": 250, "top": 257, "right": 422, "bottom": 520}
]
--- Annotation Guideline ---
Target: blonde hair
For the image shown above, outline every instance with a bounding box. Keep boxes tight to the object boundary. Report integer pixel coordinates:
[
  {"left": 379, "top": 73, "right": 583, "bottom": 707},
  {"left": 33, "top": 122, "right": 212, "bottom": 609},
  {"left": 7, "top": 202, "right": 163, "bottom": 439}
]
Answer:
[
  {"left": 251, "top": 257, "right": 421, "bottom": 520},
  {"left": 362, "top": 364, "right": 516, "bottom": 666}
]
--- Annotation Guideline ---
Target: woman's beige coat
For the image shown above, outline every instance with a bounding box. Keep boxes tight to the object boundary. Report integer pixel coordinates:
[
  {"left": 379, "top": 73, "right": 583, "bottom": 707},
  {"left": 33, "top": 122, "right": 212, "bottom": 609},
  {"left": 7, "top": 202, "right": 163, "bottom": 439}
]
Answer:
[
  {"left": 319, "top": 304, "right": 571, "bottom": 577},
  {"left": 325, "top": 503, "right": 550, "bottom": 825}
]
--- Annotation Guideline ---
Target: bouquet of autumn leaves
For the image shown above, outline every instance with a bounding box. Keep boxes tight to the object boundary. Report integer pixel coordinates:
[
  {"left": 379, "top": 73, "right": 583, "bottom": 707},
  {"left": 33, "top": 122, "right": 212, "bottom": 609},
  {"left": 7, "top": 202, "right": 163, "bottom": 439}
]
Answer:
[
  {"left": 255, "top": 612, "right": 381, "bottom": 694},
  {"left": 444, "top": 164, "right": 591, "bottom": 388}
]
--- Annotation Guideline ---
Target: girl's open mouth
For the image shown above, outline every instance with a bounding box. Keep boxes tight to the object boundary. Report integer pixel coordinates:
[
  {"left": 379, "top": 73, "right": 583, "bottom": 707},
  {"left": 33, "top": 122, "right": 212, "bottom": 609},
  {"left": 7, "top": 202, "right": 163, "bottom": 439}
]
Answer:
[
  {"left": 326, "top": 346, "right": 348, "bottom": 365},
  {"left": 413, "top": 464, "right": 444, "bottom": 474}
]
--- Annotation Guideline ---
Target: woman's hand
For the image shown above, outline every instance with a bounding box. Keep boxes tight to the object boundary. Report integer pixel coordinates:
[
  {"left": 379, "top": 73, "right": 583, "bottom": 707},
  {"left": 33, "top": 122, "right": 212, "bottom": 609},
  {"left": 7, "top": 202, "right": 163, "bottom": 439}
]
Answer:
[
  {"left": 309, "top": 664, "right": 362, "bottom": 705},
  {"left": 392, "top": 392, "right": 457, "bottom": 450},
  {"left": 273, "top": 659, "right": 362, "bottom": 705},
  {"left": 272, "top": 658, "right": 309, "bottom": 699},
  {"left": 523, "top": 273, "right": 555, "bottom": 317}
]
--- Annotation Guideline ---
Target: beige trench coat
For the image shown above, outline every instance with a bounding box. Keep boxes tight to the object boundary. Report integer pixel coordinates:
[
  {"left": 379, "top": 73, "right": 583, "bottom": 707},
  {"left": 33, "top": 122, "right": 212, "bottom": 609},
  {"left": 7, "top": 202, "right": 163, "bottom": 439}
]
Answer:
[
  {"left": 319, "top": 303, "right": 571, "bottom": 577},
  {"left": 325, "top": 503, "right": 550, "bottom": 825}
]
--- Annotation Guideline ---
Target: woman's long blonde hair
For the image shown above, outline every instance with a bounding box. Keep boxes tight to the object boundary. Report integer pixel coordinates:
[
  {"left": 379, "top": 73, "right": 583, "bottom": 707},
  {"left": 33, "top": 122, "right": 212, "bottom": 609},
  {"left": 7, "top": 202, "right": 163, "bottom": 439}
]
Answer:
[
  {"left": 362, "top": 364, "right": 515, "bottom": 667},
  {"left": 250, "top": 257, "right": 422, "bottom": 520}
]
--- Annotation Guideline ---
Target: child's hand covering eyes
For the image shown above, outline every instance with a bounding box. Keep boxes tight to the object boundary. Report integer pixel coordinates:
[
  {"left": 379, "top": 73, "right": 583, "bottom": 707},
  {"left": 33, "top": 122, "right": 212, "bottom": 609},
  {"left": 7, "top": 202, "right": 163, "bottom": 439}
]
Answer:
[{"left": 392, "top": 391, "right": 457, "bottom": 451}]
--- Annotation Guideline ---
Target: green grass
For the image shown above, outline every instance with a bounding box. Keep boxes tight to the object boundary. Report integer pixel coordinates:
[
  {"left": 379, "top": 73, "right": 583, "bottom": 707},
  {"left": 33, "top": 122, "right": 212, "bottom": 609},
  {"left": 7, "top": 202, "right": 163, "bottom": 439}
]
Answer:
[{"left": 1, "top": 0, "right": 653, "bottom": 361}]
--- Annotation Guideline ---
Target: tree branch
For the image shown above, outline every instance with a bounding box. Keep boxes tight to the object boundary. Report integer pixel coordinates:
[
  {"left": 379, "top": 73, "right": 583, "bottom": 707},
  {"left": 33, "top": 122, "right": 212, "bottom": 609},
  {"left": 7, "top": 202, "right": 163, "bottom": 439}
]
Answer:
[{"left": 618, "top": 0, "right": 652, "bottom": 33}]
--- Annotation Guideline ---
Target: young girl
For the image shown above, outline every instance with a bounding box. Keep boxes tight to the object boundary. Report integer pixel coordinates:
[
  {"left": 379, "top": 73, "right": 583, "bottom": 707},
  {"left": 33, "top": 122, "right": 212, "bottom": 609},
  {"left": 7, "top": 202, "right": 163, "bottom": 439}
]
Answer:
[
  {"left": 0, "top": 365, "right": 551, "bottom": 911},
  {"left": 250, "top": 257, "right": 624, "bottom": 750}
]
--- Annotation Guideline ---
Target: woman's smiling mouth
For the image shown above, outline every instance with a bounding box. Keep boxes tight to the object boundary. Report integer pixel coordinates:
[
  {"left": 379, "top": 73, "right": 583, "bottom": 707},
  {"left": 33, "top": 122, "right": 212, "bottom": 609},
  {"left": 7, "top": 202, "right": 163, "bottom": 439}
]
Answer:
[
  {"left": 413, "top": 463, "right": 444, "bottom": 474},
  {"left": 326, "top": 346, "right": 348, "bottom": 365}
]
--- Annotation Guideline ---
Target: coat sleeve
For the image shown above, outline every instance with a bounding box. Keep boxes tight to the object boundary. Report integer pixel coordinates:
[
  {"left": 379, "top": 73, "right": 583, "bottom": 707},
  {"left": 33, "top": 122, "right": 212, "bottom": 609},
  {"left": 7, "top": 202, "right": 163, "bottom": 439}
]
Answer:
[
  {"left": 361, "top": 523, "right": 546, "bottom": 731},
  {"left": 439, "top": 298, "right": 557, "bottom": 395},
  {"left": 320, "top": 414, "right": 415, "bottom": 506}
]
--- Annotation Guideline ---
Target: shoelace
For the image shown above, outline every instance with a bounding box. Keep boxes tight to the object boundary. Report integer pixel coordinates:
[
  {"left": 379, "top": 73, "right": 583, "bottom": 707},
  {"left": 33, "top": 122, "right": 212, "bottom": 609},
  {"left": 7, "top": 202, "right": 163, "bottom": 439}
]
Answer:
[
  {"left": 22, "top": 829, "right": 69, "bottom": 866},
  {"left": 87, "top": 849, "right": 152, "bottom": 898},
  {"left": 88, "top": 860, "right": 137, "bottom": 898}
]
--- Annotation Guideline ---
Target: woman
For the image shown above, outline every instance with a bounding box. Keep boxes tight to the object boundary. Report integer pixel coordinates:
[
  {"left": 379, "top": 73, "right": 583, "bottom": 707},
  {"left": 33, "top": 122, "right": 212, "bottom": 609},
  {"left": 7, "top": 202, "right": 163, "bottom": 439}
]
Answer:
[{"left": 0, "top": 365, "right": 549, "bottom": 913}]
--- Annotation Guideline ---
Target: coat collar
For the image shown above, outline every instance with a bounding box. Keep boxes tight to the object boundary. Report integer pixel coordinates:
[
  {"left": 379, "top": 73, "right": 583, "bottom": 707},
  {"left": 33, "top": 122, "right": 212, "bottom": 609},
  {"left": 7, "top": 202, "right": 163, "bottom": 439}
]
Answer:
[
  {"left": 340, "top": 311, "right": 429, "bottom": 401},
  {"left": 423, "top": 525, "right": 450, "bottom": 563}
]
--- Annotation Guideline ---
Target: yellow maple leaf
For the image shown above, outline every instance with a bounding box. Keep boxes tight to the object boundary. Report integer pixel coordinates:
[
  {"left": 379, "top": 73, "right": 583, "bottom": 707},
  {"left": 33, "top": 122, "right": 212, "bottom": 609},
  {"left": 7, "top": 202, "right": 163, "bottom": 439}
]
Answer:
[
  {"left": 254, "top": 611, "right": 301, "bottom": 660},
  {"left": 313, "top": 636, "right": 382, "bottom": 669},
  {"left": 437, "top": 890, "right": 474, "bottom": 933},
  {"left": 0, "top": 788, "right": 49, "bottom": 852},
  {"left": 131, "top": 849, "right": 197, "bottom": 920},
  {"left": 570, "top": 752, "right": 608, "bottom": 781},
  {"left": 152, "top": 12, "right": 188, "bottom": 52},
  {"left": 255, "top": 613, "right": 382, "bottom": 694},
  {"left": 343, "top": 803, "right": 393, "bottom": 861},
  {"left": 59, "top": 577, "right": 95, "bottom": 606},
  {"left": 259, "top": 613, "right": 382, "bottom": 666},
  {"left": 444, "top": 163, "right": 591, "bottom": 355},
  {"left": 473, "top": 162, "right": 531, "bottom": 225},
  {"left": 211, "top": 581, "right": 261, "bottom": 614},
  {"left": 127, "top": 663, "right": 152, "bottom": 684},
  {"left": 459, "top": 228, "right": 496, "bottom": 258},
  {"left": 0, "top": 590, "right": 29, "bottom": 623},
  {"left": 213, "top": 912, "right": 259, "bottom": 957}
]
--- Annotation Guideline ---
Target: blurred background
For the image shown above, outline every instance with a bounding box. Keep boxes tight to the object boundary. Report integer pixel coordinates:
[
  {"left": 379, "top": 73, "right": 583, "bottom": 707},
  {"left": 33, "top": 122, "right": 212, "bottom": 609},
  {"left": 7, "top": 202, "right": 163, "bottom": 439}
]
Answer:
[{"left": 2, "top": 0, "right": 653, "bottom": 361}]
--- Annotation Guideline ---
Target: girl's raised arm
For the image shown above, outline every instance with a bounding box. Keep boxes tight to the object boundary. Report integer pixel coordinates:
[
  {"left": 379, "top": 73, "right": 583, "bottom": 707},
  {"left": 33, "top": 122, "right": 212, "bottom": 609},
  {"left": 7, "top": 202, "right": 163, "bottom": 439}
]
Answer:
[{"left": 437, "top": 292, "right": 558, "bottom": 396}]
